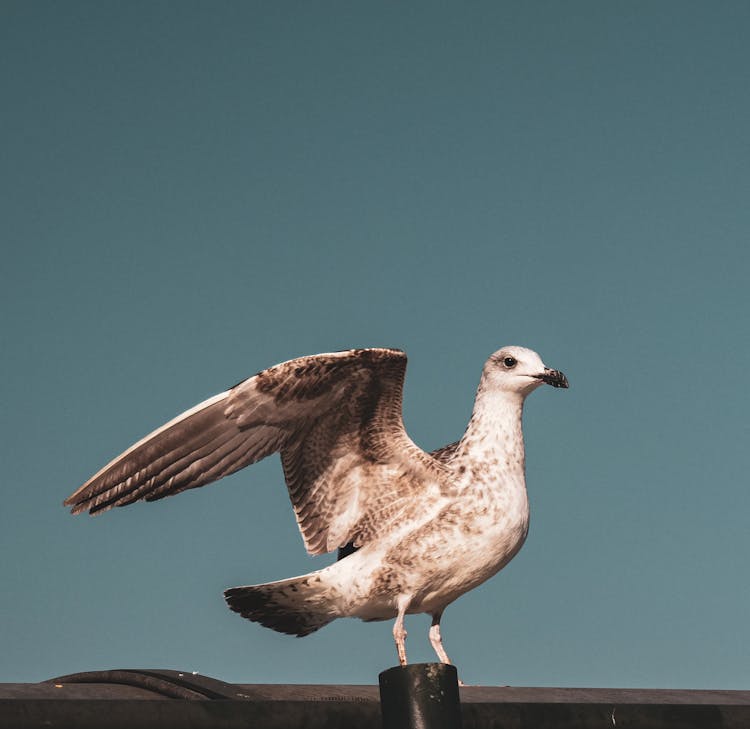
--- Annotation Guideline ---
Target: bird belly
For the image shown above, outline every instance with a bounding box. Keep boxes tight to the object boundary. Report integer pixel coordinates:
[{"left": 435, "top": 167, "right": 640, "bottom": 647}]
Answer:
[
  {"left": 409, "top": 517, "right": 529, "bottom": 614},
  {"left": 343, "top": 496, "right": 530, "bottom": 620}
]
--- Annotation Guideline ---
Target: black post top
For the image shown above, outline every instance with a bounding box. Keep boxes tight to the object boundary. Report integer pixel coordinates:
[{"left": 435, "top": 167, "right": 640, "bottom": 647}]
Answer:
[{"left": 379, "top": 663, "right": 462, "bottom": 729}]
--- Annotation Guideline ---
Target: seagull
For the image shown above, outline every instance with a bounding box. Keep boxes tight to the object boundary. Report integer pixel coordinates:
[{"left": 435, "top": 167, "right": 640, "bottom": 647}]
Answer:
[{"left": 65, "top": 346, "right": 568, "bottom": 666}]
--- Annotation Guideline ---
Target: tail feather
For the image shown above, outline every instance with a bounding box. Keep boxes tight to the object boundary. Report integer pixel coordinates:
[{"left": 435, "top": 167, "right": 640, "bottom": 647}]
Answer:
[{"left": 224, "top": 572, "right": 340, "bottom": 637}]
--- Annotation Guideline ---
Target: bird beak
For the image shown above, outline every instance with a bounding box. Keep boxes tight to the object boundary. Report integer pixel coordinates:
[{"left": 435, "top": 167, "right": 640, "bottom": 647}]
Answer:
[{"left": 533, "top": 368, "right": 569, "bottom": 389}]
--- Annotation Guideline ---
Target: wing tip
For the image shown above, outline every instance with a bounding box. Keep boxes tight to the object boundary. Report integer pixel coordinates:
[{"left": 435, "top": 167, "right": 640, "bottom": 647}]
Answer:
[
  {"left": 63, "top": 488, "right": 116, "bottom": 516},
  {"left": 63, "top": 500, "right": 89, "bottom": 515},
  {"left": 63, "top": 484, "right": 92, "bottom": 514},
  {"left": 63, "top": 499, "right": 90, "bottom": 516},
  {"left": 62, "top": 492, "right": 81, "bottom": 511}
]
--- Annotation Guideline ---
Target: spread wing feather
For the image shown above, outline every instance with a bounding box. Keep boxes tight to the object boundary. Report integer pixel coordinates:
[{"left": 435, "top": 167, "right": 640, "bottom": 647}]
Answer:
[{"left": 65, "top": 348, "right": 447, "bottom": 554}]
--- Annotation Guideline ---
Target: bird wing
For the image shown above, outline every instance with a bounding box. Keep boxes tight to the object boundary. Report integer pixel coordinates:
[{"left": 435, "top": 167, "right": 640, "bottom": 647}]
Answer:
[
  {"left": 429, "top": 440, "right": 460, "bottom": 464},
  {"left": 65, "top": 348, "right": 448, "bottom": 554}
]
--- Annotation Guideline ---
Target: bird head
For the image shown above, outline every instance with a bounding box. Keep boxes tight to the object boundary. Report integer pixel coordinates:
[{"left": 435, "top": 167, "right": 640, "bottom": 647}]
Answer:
[{"left": 483, "top": 346, "right": 569, "bottom": 396}]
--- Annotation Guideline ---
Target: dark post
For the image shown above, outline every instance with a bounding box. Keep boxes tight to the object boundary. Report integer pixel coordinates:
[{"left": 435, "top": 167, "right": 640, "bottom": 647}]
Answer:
[{"left": 379, "top": 663, "right": 462, "bottom": 729}]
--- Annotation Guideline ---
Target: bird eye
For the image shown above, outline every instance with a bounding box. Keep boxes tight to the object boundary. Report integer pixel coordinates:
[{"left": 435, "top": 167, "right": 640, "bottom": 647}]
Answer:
[{"left": 502, "top": 356, "right": 517, "bottom": 368}]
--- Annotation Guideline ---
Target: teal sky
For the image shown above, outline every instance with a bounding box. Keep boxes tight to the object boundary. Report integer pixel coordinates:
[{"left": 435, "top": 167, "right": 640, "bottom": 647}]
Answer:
[{"left": 2, "top": 2, "right": 749, "bottom": 688}]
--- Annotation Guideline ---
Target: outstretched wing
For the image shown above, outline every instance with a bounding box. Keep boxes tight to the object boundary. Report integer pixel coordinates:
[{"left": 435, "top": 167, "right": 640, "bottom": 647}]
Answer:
[{"left": 65, "top": 348, "right": 447, "bottom": 554}]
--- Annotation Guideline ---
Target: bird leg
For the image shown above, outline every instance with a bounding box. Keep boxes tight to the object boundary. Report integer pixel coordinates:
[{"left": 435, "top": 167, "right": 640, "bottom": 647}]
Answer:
[
  {"left": 429, "top": 612, "right": 451, "bottom": 664},
  {"left": 430, "top": 612, "right": 466, "bottom": 685},
  {"left": 393, "top": 598, "right": 410, "bottom": 666}
]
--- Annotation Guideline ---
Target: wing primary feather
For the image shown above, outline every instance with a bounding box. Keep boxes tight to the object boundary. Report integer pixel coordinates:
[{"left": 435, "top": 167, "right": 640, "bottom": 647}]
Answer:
[
  {"left": 142, "top": 431, "right": 250, "bottom": 503},
  {"left": 76, "top": 424, "right": 288, "bottom": 513},
  {"left": 69, "top": 418, "right": 239, "bottom": 513},
  {"left": 65, "top": 390, "right": 232, "bottom": 508},
  {"left": 153, "top": 427, "right": 283, "bottom": 505}
]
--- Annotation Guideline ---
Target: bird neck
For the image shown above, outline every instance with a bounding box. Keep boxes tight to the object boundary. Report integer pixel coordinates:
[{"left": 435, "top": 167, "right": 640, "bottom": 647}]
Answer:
[{"left": 454, "top": 386, "right": 527, "bottom": 480}]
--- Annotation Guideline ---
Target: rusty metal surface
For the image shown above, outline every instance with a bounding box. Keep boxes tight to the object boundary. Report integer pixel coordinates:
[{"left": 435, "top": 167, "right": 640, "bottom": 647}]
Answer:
[{"left": 2, "top": 669, "right": 750, "bottom": 729}]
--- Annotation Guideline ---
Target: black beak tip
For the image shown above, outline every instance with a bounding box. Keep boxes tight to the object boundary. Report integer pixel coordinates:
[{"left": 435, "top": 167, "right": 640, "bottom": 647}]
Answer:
[{"left": 537, "top": 369, "right": 569, "bottom": 389}]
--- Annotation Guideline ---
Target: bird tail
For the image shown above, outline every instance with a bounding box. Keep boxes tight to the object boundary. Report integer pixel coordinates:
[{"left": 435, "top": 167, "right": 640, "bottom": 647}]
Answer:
[{"left": 224, "top": 570, "right": 342, "bottom": 637}]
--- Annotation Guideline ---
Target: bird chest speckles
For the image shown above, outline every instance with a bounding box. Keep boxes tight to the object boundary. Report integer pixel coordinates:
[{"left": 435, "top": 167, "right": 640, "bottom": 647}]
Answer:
[{"left": 367, "top": 492, "right": 527, "bottom": 605}]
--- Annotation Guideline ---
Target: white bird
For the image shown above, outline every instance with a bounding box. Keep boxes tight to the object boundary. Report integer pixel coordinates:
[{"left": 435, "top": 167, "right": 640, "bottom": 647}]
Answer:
[{"left": 65, "top": 346, "right": 568, "bottom": 666}]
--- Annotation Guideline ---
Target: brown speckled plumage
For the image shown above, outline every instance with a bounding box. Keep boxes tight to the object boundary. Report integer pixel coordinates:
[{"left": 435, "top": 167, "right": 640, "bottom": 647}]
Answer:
[{"left": 65, "top": 345, "right": 568, "bottom": 666}]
